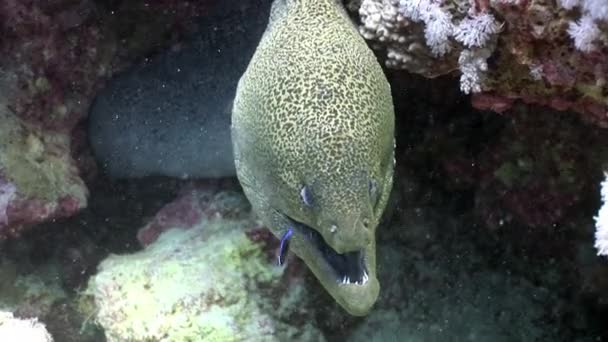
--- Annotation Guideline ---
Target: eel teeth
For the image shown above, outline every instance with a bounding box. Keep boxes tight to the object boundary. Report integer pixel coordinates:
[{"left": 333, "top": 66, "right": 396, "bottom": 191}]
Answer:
[{"left": 340, "top": 273, "right": 370, "bottom": 285}]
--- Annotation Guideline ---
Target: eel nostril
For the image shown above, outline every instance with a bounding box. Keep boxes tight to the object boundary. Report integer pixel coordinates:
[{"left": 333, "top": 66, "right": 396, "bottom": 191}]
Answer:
[
  {"left": 362, "top": 218, "right": 370, "bottom": 229},
  {"left": 330, "top": 225, "right": 338, "bottom": 234}
]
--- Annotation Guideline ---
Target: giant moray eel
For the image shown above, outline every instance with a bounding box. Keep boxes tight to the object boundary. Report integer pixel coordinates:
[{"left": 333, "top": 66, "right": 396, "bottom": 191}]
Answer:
[{"left": 231, "top": 0, "right": 395, "bottom": 315}]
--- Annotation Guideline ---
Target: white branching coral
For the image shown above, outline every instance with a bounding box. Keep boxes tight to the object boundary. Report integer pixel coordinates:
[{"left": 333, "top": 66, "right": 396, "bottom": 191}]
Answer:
[
  {"left": 454, "top": 13, "right": 502, "bottom": 48},
  {"left": 0, "top": 312, "right": 53, "bottom": 342},
  {"left": 398, "top": 0, "right": 428, "bottom": 20},
  {"left": 594, "top": 173, "right": 608, "bottom": 256},
  {"left": 423, "top": 7, "right": 454, "bottom": 56},
  {"left": 398, "top": 0, "right": 455, "bottom": 56},
  {"left": 558, "top": 0, "right": 580, "bottom": 10},
  {"left": 528, "top": 63, "right": 544, "bottom": 80},
  {"left": 567, "top": 15, "right": 601, "bottom": 52},
  {"left": 458, "top": 49, "right": 490, "bottom": 94},
  {"left": 562, "top": 0, "right": 608, "bottom": 52},
  {"left": 581, "top": 0, "right": 608, "bottom": 21},
  {"left": 358, "top": 0, "right": 502, "bottom": 93}
]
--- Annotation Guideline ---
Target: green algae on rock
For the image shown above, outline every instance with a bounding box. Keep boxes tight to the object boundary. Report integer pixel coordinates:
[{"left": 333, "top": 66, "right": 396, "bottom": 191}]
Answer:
[
  {"left": 84, "top": 217, "right": 325, "bottom": 342},
  {"left": 0, "top": 74, "right": 88, "bottom": 237},
  {"left": 231, "top": 0, "right": 395, "bottom": 316}
]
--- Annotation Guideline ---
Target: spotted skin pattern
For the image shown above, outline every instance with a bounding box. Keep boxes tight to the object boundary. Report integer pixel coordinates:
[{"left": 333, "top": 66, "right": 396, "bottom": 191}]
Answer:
[{"left": 231, "top": 0, "right": 395, "bottom": 316}]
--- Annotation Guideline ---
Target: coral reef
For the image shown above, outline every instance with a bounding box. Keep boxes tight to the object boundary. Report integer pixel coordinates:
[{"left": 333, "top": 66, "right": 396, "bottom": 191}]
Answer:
[
  {"left": 0, "top": 258, "right": 67, "bottom": 320},
  {"left": 358, "top": 0, "right": 502, "bottom": 86},
  {"left": 0, "top": 0, "right": 215, "bottom": 131},
  {"left": 0, "top": 311, "right": 53, "bottom": 342},
  {"left": 594, "top": 173, "right": 608, "bottom": 256},
  {"left": 354, "top": 0, "right": 608, "bottom": 126},
  {"left": 136, "top": 181, "right": 249, "bottom": 247},
  {"left": 0, "top": 0, "right": 113, "bottom": 237},
  {"left": 0, "top": 0, "right": 218, "bottom": 237},
  {"left": 0, "top": 0, "right": 113, "bottom": 131},
  {"left": 0, "top": 0, "right": 604, "bottom": 339},
  {"left": 0, "top": 76, "right": 88, "bottom": 239},
  {"left": 392, "top": 75, "right": 607, "bottom": 233},
  {"left": 0, "top": 256, "right": 92, "bottom": 341},
  {"left": 83, "top": 189, "right": 324, "bottom": 342}
]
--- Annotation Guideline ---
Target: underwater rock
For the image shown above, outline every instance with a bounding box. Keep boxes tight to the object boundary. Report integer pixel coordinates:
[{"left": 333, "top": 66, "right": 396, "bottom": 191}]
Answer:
[
  {"left": 0, "top": 311, "right": 53, "bottom": 342},
  {"left": 0, "top": 258, "right": 68, "bottom": 321},
  {"left": 0, "top": 85, "right": 88, "bottom": 239},
  {"left": 136, "top": 181, "right": 250, "bottom": 246},
  {"left": 84, "top": 207, "right": 325, "bottom": 342},
  {"left": 0, "top": 0, "right": 278, "bottom": 239},
  {"left": 0, "top": 0, "right": 215, "bottom": 133},
  {"left": 0, "top": 0, "right": 115, "bottom": 132},
  {"left": 88, "top": 0, "right": 272, "bottom": 179},
  {"left": 348, "top": 207, "right": 569, "bottom": 341}
]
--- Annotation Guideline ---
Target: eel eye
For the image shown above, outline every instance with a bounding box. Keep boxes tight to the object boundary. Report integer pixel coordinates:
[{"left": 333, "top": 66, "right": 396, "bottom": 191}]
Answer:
[{"left": 300, "top": 185, "right": 313, "bottom": 207}]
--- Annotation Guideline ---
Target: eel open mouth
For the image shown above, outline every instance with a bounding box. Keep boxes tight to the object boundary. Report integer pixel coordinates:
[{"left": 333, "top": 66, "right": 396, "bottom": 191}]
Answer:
[{"left": 288, "top": 216, "right": 369, "bottom": 286}]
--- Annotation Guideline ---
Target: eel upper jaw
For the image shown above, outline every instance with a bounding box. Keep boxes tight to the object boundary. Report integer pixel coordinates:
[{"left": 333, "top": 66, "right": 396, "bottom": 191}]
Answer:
[{"left": 282, "top": 214, "right": 379, "bottom": 315}]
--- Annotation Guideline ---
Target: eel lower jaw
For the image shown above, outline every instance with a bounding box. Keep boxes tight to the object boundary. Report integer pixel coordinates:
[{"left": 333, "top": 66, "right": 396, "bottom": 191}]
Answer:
[
  {"left": 287, "top": 216, "right": 372, "bottom": 286},
  {"left": 280, "top": 213, "right": 379, "bottom": 315}
]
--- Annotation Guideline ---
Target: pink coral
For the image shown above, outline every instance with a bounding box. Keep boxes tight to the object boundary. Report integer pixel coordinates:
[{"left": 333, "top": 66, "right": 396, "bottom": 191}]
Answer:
[
  {"left": 0, "top": 0, "right": 112, "bottom": 131},
  {"left": 137, "top": 180, "right": 248, "bottom": 246},
  {"left": 0, "top": 190, "right": 85, "bottom": 239},
  {"left": 480, "top": 0, "right": 608, "bottom": 126},
  {"left": 137, "top": 189, "right": 204, "bottom": 246}
]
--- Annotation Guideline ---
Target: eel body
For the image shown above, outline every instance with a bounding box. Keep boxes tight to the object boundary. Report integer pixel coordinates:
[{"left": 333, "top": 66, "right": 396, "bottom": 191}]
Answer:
[
  {"left": 231, "top": 0, "right": 395, "bottom": 315},
  {"left": 88, "top": 1, "right": 271, "bottom": 179}
]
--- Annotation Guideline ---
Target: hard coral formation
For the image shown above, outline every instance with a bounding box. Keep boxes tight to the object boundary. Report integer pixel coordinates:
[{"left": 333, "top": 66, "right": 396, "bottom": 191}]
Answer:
[
  {"left": 0, "top": 0, "right": 115, "bottom": 131},
  {"left": 0, "top": 0, "right": 112, "bottom": 237},
  {"left": 136, "top": 181, "right": 250, "bottom": 247},
  {"left": 0, "top": 257, "right": 68, "bottom": 322},
  {"left": 354, "top": 0, "right": 608, "bottom": 126},
  {"left": 85, "top": 190, "right": 323, "bottom": 342},
  {"left": 478, "top": 0, "right": 608, "bottom": 127},
  {"left": 358, "top": 0, "right": 502, "bottom": 89},
  {"left": 0, "top": 0, "right": 217, "bottom": 237},
  {"left": 0, "top": 77, "right": 88, "bottom": 239},
  {"left": 0, "top": 311, "right": 53, "bottom": 342}
]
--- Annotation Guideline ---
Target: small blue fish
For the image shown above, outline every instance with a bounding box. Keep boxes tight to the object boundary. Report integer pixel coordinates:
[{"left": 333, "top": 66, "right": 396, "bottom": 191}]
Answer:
[{"left": 277, "top": 227, "right": 294, "bottom": 266}]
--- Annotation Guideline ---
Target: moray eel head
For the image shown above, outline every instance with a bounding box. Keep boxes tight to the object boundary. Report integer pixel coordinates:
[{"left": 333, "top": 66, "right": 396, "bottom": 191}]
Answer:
[{"left": 282, "top": 164, "right": 392, "bottom": 315}]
